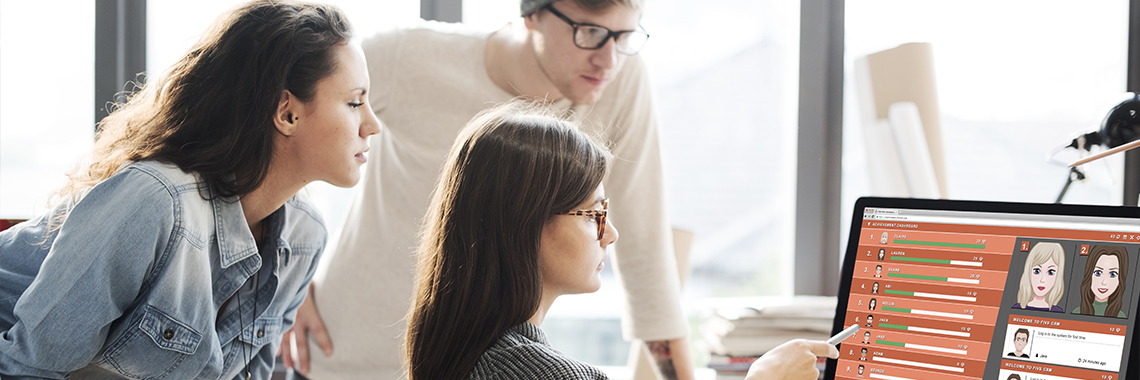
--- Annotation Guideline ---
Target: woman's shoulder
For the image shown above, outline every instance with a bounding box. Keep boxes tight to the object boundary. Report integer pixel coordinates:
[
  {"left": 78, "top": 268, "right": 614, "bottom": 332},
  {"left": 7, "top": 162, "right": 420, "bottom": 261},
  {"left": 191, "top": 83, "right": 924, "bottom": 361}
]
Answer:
[
  {"left": 74, "top": 161, "right": 188, "bottom": 210},
  {"left": 469, "top": 323, "right": 607, "bottom": 380},
  {"left": 107, "top": 161, "right": 205, "bottom": 202}
]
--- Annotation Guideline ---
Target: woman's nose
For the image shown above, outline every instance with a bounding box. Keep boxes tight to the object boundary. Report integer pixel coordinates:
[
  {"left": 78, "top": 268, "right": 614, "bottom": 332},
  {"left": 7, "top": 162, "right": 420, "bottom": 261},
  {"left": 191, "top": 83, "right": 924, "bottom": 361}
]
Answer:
[{"left": 601, "top": 219, "right": 619, "bottom": 247}]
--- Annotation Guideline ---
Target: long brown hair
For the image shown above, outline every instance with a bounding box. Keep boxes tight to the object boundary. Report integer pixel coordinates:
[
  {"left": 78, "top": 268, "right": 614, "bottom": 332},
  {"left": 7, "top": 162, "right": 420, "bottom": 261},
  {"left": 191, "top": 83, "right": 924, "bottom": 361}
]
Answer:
[
  {"left": 405, "top": 101, "right": 612, "bottom": 380},
  {"left": 1078, "top": 245, "right": 1129, "bottom": 317},
  {"left": 58, "top": 0, "right": 351, "bottom": 204}
]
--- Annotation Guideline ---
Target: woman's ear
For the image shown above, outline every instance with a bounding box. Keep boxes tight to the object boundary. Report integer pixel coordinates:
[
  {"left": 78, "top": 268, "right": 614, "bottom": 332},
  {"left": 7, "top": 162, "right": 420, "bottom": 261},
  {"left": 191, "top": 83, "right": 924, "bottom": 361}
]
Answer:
[{"left": 274, "top": 90, "right": 300, "bottom": 136}]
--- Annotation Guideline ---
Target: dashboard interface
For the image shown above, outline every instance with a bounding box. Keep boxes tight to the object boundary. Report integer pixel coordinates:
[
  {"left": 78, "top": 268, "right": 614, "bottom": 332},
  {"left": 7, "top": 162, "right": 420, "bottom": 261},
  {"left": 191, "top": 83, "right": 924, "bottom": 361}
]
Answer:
[{"left": 833, "top": 204, "right": 1137, "bottom": 380}]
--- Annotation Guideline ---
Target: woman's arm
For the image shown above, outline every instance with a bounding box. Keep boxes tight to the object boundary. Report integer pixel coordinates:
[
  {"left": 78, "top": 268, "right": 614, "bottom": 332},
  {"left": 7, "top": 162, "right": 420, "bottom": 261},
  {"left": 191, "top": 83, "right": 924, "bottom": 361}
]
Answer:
[
  {"left": 745, "top": 339, "right": 838, "bottom": 380},
  {"left": 0, "top": 167, "right": 174, "bottom": 377}
]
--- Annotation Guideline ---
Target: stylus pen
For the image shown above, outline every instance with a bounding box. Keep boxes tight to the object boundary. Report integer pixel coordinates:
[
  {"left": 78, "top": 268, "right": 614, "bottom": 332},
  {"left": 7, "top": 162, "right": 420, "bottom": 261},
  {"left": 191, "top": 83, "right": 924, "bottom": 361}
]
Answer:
[{"left": 827, "top": 324, "right": 860, "bottom": 346}]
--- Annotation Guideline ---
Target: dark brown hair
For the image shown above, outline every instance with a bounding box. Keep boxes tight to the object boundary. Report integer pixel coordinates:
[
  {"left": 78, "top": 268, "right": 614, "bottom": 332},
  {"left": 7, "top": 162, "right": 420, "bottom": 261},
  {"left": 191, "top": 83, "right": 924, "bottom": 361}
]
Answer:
[
  {"left": 1078, "top": 245, "right": 1129, "bottom": 317},
  {"left": 58, "top": 0, "right": 352, "bottom": 203},
  {"left": 405, "top": 100, "right": 611, "bottom": 380}
]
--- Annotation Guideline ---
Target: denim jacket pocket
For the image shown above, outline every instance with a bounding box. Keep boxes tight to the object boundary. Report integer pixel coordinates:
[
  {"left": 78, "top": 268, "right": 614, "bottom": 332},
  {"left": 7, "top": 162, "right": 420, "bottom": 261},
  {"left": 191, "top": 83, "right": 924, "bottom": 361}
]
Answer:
[
  {"left": 237, "top": 315, "right": 283, "bottom": 348},
  {"left": 104, "top": 305, "right": 202, "bottom": 380}
]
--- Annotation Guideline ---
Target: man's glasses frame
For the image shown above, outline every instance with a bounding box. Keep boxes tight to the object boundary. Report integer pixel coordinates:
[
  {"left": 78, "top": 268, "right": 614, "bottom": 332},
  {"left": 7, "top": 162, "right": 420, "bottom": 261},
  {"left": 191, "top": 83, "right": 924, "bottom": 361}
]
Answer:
[
  {"left": 543, "top": 5, "right": 649, "bottom": 55},
  {"left": 557, "top": 198, "right": 608, "bottom": 240}
]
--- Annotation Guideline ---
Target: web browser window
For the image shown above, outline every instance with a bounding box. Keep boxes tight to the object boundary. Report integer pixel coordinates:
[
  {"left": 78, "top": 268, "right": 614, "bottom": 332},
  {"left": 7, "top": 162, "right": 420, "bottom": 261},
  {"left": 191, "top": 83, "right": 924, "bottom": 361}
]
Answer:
[{"left": 835, "top": 206, "right": 1138, "bottom": 380}]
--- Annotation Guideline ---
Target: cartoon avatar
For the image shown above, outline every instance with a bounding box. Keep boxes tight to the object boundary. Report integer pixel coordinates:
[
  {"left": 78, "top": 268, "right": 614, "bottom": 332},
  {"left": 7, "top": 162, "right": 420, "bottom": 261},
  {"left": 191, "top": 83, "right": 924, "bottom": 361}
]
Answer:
[
  {"left": 880, "top": 232, "right": 888, "bottom": 244},
  {"left": 1006, "top": 328, "right": 1030, "bottom": 358},
  {"left": 874, "top": 265, "right": 882, "bottom": 278},
  {"left": 1007, "top": 374, "right": 1021, "bottom": 380},
  {"left": 1012, "top": 242, "right": 1065, "bottom": 312},
  {"left": 869, "top": 298, "right": 877, "bottom": 311},
  {"left": 878, "top": 249, "right": 886, "bottom": 261},
  {"left": 872, "top": 282, "right": 879, "bottom": 294},
  {"left": 857, "top": 365, "right": 865, "bottom": 377},
  {"left": 1073, "top": 245, "right": 1129, "bottom": 318},
  {"left": 860, "top": 347, "right": 867, "bottom": 361},
  {"left": 862, "top": 331, "right": 871, "bottom": 344},
  {"left": 865, "top": 314, "right": 874, "bottom": 327}
]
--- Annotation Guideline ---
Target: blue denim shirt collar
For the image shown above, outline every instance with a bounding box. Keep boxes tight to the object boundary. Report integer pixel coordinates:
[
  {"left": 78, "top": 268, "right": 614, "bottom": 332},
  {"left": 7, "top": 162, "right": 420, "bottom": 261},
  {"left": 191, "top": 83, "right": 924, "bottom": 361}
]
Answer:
[
  {"left": 212, "top": 193, "right": 297, "bottom": 273},
  {"left": 213, "top": 198, "right": 258, "bottom": 269}
]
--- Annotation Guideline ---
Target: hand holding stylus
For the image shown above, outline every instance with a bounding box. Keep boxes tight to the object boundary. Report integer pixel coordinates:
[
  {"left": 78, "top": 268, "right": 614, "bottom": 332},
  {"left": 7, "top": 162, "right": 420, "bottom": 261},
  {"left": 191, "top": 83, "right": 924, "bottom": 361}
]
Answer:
[
  {"left": 828, "top": 324, "right": 861, "bottom": 346},
  {"left": 744, "top": 339, "right": 840, "bottom": 380}
]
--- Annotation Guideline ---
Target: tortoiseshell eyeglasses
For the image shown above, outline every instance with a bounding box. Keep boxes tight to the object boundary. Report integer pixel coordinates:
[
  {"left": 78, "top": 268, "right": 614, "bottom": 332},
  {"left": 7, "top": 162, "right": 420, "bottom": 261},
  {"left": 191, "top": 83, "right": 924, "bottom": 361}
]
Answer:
[{"left": 557, "top": 198, "right": 608, "bottom": 240}]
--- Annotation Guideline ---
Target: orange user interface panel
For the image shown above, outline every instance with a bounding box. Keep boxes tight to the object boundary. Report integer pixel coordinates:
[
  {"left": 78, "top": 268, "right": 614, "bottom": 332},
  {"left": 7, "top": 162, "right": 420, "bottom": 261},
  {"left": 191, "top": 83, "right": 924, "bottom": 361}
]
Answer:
[{"left": 828, "top": 198, "right": 1139, "bottom": 380}]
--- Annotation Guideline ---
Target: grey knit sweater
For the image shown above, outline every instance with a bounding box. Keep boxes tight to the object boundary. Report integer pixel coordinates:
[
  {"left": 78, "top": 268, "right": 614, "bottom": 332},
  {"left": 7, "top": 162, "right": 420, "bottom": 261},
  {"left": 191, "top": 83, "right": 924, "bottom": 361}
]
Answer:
[{"left": 468, "top": 323, "right": 608, "bottom": 380}]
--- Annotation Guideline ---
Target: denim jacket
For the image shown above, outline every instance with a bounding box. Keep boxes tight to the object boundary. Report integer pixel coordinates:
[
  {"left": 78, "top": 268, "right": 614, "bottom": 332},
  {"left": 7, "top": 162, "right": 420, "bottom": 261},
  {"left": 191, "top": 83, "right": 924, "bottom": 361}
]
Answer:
[{"left": 0, "top": 161, "right": 326, "bottom": 379}]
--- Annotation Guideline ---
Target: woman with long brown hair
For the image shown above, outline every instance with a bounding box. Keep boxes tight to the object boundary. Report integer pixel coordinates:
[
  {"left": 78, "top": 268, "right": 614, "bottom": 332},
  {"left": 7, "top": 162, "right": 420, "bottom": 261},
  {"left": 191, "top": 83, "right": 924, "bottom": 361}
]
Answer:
[
  {"left": 0, "top": 1, "right": 379, "bottom": 378},
  {"left": 1074, "top": 245, "right": 1129, "bottom": 318},
  {"left": 405, "top": 101, "right": 837, "bottom": 379}
]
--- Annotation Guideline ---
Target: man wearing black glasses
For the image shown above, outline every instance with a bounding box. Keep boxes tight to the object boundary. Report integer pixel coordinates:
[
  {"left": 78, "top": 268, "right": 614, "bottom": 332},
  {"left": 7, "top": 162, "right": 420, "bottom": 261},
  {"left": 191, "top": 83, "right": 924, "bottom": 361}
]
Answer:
[{"left": 280, "top": 1, "right": 831, "bottom": 380}]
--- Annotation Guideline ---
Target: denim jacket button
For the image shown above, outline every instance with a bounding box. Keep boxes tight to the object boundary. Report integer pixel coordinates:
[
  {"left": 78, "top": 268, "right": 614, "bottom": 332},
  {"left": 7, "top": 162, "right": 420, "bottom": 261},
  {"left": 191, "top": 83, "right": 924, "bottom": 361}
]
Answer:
[
  {"left": 163, "top": 329, "right": 175, "bottom": 340},
  {"left": 256, "top": 329, "right": 264, "bottom": 338}
]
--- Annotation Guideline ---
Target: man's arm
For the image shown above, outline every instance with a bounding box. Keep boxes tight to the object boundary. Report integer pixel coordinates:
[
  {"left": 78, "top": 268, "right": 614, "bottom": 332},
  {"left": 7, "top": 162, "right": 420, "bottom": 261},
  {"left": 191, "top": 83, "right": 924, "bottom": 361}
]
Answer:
[
  {"left": 646, "top": 338, "right": 695, "bottom": 380},
  {"left": 588, "top": 55, "right": 693, "bottom": 378},
  {"left": 278, "top": 283, "right": 334, "bottom": 376}
]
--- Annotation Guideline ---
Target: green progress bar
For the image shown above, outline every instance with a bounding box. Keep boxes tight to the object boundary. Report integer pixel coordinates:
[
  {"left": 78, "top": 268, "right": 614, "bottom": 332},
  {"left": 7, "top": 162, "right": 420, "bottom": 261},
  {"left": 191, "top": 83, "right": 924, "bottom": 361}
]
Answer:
[
  {"left": 891, "top": 257, "right": 952, "bottom": 264},
  {"left": 879, "top": 323, "right": 909, "bottom": 331},
  {"left": 893, "top": 239, "right": 985, "bottom": 249},
  {"left": 884, "top": 290, "right": 912, "bottom": 296},
  {"left": 877, "top": 340, "right": 906, "bottom": 347},
  {"left": 882, "top": 306, "right": 911, "bottom": 313},
  {"left": 889, "top": 273, "right": 948, "bottom": 282}
]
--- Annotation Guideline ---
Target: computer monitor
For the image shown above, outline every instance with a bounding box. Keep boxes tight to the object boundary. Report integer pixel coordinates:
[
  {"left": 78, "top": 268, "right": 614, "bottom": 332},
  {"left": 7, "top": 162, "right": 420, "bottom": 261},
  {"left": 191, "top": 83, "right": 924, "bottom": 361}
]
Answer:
[{"left": 828, "top": 197, "right": 1140, "bottom": 380}]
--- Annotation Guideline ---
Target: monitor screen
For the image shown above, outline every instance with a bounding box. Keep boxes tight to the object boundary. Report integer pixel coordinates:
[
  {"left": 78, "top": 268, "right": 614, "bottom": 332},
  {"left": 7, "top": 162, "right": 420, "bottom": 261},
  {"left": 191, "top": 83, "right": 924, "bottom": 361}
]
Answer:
[{"left": 830, "top": 198, "right": 1139, "bottom": 380}]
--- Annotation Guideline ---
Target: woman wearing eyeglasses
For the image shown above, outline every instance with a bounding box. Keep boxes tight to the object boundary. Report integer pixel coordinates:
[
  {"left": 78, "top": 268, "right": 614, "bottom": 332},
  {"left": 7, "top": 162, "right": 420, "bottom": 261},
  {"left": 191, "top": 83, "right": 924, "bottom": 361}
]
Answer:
[{"left": 404, "top": 101, "right": 836, "bottom": 380}]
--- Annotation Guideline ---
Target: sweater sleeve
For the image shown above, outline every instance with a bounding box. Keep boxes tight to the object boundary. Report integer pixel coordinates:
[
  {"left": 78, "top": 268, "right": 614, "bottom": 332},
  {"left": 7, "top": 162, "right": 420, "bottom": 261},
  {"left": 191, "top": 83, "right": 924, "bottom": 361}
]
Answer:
[{"left": 591, "top": 56, "right": 688, "bottom": 342}]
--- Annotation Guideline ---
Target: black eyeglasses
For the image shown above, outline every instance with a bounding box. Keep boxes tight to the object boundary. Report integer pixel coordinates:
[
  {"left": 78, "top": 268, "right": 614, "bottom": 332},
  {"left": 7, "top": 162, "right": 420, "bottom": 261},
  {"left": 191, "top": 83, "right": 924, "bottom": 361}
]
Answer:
[
  {"left": 557, "top": 198, "right": 608, "bottom": 240},
  {"left": 544, "top": 5, "right": 649, "bottom": 55}
]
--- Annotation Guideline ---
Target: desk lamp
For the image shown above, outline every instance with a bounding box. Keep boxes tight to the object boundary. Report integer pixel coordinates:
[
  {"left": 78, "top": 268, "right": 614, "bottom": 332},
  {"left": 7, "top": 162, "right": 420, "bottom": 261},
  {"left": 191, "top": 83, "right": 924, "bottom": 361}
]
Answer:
[{"left": 1056, "top": 93, "right": 1140, "bottom": 202}]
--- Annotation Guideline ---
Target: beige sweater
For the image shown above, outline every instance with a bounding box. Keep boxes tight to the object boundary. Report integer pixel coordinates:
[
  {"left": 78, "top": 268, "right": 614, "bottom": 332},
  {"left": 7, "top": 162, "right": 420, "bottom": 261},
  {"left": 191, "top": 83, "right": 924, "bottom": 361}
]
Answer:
[{"left": 307, "top": 21, "right": 685, "bottom": 379}]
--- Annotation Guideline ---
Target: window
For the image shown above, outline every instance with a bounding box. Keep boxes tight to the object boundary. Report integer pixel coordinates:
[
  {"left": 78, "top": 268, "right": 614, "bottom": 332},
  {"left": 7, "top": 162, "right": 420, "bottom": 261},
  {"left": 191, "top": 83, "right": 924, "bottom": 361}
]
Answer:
[
  {"left": 0, "top": 2, "right": 95, "bottom": 218},
  {"left": 842, "top": 0, "right": 1132, "bottom": 251},
  {"left": 646, "top": 0, "right": 801, "bottom": 299}
]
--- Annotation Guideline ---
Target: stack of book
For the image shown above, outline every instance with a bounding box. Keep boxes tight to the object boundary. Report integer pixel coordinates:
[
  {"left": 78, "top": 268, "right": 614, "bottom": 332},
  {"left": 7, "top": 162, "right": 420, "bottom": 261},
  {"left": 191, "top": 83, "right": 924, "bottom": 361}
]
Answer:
[{"left": 700, "top": 296, "right": 837, "bottom": 379}]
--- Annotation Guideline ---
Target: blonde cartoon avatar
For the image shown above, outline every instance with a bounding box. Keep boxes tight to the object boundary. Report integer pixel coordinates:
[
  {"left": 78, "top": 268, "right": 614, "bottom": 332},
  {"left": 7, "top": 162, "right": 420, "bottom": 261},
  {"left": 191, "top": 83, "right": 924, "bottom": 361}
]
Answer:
[
  {"left": 1013, "top": 242, "right": 1065, "bottom": 312},
  {"left": 1073, "top": 245, "right": 1129, "bottom": 318}
]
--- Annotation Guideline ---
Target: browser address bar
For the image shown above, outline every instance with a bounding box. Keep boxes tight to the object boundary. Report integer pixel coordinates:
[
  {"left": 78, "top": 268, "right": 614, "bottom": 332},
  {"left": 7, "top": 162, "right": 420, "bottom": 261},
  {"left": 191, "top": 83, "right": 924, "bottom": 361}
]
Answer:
[{"left": 869, "top": 214, "right": 1140, "bottom": 233}]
